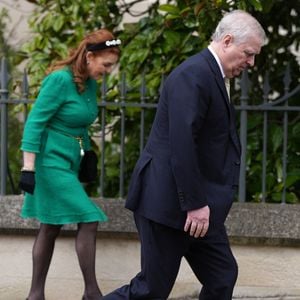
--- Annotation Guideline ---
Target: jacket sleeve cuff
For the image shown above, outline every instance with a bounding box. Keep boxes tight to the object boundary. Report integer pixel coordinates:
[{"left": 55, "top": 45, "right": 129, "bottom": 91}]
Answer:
[
  {"left": 21, "top": 141, "right": 40, "bottom": 153},
  {"left": 177, "top": 189, "right": 208, "bottom": 211}
]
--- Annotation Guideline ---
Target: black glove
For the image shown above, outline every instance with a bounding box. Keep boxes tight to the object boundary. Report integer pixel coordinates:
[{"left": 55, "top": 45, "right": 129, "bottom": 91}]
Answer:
[
  {"left": 19, "top": 170, "right": 35, "bottom": 194},
  {"left": 79, "top": 150, "right": 98, "bottom": 183}
]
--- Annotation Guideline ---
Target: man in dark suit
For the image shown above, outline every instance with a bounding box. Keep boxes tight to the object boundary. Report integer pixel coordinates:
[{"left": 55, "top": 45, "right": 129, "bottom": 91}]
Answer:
[{"left": 103, "top": 9, "right": 266, "bottom": 300}]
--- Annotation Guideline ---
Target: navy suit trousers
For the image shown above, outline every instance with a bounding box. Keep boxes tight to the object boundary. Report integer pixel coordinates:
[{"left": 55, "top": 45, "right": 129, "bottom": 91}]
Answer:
[{"left": 103, "top": 213, "right": 238, "bottom": 300}]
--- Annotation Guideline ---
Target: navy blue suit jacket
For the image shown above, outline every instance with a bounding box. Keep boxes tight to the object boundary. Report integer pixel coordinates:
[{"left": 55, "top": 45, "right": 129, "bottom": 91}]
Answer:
[{"left": 126, "top": 48, "right": 241, "bottom": 230}]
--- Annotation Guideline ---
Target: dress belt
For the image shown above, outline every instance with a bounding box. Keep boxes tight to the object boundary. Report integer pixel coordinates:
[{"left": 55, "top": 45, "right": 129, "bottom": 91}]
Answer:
[{"left": 47, "top": 127, "right": 84, "bottom": 156}]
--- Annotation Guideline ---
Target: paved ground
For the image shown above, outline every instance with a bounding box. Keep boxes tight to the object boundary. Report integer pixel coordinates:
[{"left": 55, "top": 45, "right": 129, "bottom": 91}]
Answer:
[
  {"left": 175, "top": 298, "right": 300, "bottom": 300},
  {"left": 1, "top": 235, "right": 299, "bottom": 300},
  {"left": 173, "top": 291, "right": 300, "bottom": 300},
  {"left": 172, "top": 295, "right": 300, "bottom": 300},
  {"left": 171, "top": 290, "right": 300, "bottom": 300}
]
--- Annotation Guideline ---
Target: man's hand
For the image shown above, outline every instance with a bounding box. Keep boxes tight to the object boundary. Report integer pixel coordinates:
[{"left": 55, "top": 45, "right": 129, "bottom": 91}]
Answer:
[{"left": 184, "top": 205, "right": 210, "bottom": 238}]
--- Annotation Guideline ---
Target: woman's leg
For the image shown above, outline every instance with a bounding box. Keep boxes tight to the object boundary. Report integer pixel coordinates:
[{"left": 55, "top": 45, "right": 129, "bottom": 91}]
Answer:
[
  {"left": 27, "top": 223, "right": 62, "bottom": 300},
  {"left": 76, "top": 221, "right": 102, "bottom": 300}
]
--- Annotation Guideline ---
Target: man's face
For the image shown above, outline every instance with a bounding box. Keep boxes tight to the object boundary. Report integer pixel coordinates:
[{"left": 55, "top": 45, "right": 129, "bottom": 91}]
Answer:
[{"left": 222, "top": 35, "right": 262, "bottom": 78}]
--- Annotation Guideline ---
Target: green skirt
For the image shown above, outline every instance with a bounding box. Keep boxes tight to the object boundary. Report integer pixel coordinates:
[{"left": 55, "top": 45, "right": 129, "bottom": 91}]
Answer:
[{"left": 21, "top": 129, "right": 107, "bottom": 224}]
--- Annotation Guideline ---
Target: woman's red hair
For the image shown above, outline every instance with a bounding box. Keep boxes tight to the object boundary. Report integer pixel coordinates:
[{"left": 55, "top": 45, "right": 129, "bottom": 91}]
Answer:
[{"left": 47, "top": 29, "right": 120, "bottom": 93}]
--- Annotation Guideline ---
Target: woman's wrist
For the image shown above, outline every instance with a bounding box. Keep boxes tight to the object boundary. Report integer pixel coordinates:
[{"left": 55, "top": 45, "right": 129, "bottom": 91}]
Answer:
[{"left": 21, "top": 166, "right": 35, "bottom": 172}]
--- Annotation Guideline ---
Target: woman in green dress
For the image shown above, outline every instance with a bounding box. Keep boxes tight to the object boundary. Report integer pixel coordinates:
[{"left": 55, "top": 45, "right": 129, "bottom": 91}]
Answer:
[{"left": 19, "top": 28, "right": 120, "bottom": 300}]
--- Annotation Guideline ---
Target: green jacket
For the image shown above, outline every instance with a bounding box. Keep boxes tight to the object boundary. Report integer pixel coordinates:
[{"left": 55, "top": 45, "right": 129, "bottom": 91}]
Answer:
[{"left": 21, "top": 68, "right": 98, "bottom": 154}]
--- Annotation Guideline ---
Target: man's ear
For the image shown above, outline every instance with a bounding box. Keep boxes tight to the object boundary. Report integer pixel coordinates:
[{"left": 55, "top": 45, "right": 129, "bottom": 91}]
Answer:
[{"left": 223, "top": 34, "right": 234, "bottom": 48}]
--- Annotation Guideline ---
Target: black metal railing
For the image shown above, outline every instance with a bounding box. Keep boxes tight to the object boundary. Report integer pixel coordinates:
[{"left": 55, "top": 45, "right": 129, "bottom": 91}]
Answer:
[{"left": 1, "top": 57, "right": 300, "bottom": 203}]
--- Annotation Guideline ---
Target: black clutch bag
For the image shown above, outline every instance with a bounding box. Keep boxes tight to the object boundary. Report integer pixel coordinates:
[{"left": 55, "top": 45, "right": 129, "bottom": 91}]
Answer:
[{"left": 79, "top": 150, "right": 98, "bottom": 183}]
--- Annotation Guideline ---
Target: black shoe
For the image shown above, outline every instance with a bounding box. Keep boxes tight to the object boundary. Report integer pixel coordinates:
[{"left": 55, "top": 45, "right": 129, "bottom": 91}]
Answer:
[{"left": 82, "top": 295, "right": 103, "bottom": 300}]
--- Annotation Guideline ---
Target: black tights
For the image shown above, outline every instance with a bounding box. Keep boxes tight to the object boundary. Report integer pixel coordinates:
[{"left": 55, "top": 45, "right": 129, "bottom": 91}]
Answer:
[
  {"left": 27, "top": 222, "right": 102, "bottom": 300},
  {"left": 76, "top": 222, "right": 103, "bottom": 299}
]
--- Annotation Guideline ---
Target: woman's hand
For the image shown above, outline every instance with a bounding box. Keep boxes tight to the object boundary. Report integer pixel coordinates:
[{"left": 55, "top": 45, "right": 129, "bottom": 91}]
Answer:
[
  {"left": 19, "top": 170, "right": 35, "bottom": 194},
  {"left": 20, "top": 151, "right": 36, "bottom": 194}
]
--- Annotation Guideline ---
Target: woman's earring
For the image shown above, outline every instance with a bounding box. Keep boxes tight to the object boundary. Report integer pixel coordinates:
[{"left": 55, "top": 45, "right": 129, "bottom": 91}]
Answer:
[{"left": 87, "top": 60, "right": 90, "bottom": 65}]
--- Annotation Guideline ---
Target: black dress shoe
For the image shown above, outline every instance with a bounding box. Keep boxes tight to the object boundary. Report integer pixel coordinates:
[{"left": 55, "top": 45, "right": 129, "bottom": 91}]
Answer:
[{"left": 82, "top": 296, "right": 103, "bottom": 300}]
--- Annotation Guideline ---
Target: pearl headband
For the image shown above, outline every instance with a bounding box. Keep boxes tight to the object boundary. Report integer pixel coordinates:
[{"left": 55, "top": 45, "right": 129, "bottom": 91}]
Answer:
[{"left": 86, "top": 39, "right": 121, "bottom": 51}]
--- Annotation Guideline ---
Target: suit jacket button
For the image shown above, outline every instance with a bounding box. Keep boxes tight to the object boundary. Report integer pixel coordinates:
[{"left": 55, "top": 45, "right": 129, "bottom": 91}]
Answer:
[{"left": 235, "top": 161, "right": 240, "bottom": 165}]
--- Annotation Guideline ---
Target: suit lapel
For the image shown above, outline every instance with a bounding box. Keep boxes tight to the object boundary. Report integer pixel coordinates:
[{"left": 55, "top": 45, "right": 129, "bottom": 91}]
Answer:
[
  {"left": 200, "top": 48, "right": 231, "bottom": 114},
  {"left": 200, "top": 49, "right": 241, "bottom": 155}
]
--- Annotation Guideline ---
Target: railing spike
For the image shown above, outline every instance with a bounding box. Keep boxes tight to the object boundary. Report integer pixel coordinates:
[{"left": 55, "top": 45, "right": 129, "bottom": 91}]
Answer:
[
  {"left": 22, "top": 69, "right": 29, "bottom": 98},
  {"left": 1, "top": 57, "right": 9, "bottom": 89},
  {"left": 120, "top": 71, "right": 127, "bottom": 98},
  {"left": 159, "top": 73, "right": 165, "bottom": 94},
  {"left": 101, "top": 73, "right": 107, "bottom": 97},
  {"left": 140, "top": 71, "right": 146, "bottom": 99},
  {"left": 263, "top": 71, "right": 270, "bottom": 100},
  {"left": 283, "top": 63, "right": 291, "bottom": 92},
  {"left": 240, "top": 69, "right": 249, "bottom": 98}
]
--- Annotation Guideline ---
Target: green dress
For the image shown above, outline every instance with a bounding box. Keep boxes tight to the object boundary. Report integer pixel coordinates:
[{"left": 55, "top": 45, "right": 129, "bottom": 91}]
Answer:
[{"left": 20, "top": 68, "right": 107, "bottom": 224}]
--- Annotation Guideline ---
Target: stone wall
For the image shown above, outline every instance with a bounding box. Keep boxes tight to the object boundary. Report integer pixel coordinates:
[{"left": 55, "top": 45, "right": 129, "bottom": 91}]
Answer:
[{"left": 0, "top": 195, "right": 299, "bottom": 245}]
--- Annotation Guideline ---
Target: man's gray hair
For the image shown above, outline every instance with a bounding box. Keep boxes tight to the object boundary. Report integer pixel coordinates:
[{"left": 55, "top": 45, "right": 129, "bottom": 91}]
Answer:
[{"left": 211, "top": 10, "right": 267, "bottom": 45}]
